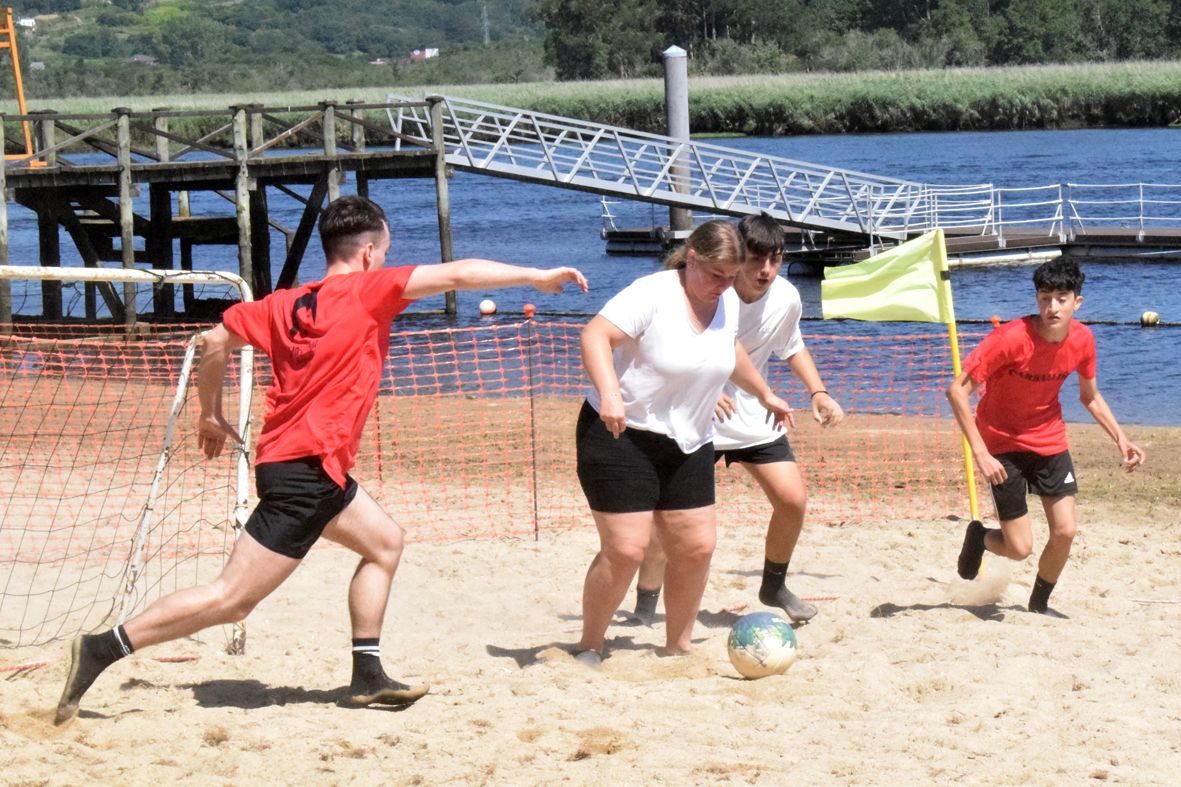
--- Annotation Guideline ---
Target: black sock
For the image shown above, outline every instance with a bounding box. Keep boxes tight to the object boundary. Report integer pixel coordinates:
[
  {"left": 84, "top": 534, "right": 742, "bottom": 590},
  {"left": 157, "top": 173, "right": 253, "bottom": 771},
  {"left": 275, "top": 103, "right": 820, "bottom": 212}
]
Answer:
[
  {"left": 1029, "top": 575, "right": 1056, "bottom": 613},
  {"left": 351, "top": 638, "right": 384, "bottom": 685},
  {"left": 91, "top": 624, "right": 134, "bottom": 668},
  {"left": 759, "top": 559, "right": 788, "bottom": 598}
]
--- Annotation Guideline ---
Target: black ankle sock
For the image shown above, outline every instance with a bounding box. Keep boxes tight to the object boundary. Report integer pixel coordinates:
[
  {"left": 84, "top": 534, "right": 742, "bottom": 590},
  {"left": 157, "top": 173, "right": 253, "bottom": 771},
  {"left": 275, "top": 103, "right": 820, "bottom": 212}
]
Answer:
[
  {"left": 759, "top": 559, "right": 788, "bottom": 597},
  {"left": 351, "top": 638, "right": 384, "bottom": 684},
  {"left": 91, "top": 625, "right": 134, "bottom": 668},
  {"left": 1029, "top": 576, "right": 1056, "bottom": 613}
]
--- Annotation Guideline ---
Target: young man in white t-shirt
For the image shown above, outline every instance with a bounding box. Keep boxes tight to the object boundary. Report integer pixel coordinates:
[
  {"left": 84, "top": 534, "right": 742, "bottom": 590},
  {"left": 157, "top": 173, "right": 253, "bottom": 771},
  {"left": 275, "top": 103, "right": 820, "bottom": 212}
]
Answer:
[{"left": 633, "top": 215, "right": 843, "bottom": 623}]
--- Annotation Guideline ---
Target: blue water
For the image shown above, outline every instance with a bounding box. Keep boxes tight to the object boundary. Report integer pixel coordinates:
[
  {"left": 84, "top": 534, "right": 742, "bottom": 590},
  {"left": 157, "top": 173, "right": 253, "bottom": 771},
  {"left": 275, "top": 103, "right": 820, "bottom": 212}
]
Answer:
[{"left": 4, "top": 128, "right": 1179, "bottom": 424}]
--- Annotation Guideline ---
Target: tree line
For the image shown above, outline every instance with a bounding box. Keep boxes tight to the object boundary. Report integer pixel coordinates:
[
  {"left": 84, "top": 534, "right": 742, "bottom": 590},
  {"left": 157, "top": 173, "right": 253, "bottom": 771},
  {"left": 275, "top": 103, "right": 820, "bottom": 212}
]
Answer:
[
  {"left": 532, "top": 0, "right": 1181, "bottom": 79},
  {"left": 5, "top": 0, "right": 1181, "bottom": 99}
]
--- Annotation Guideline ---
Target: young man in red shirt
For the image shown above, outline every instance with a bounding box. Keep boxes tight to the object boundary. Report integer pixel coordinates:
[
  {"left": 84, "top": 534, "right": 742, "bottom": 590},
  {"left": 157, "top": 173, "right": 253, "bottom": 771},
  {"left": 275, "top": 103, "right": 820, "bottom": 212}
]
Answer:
[
  {"left": 947, "top": 258, "right": 1144, "bottom": 615},
  {"left": 55, "top": 196, "right": 588, "bottom": 724}
]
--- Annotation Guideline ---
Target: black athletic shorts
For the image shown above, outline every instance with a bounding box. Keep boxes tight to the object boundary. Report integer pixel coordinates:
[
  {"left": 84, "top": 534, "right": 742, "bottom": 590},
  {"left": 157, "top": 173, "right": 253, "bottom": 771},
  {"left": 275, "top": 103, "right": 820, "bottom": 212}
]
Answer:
[
  {"left": 245, "top": 457, "right": 359, "bottom": 559},
  {"left": 990, "top": 450, "right": 1078, "bottom": 522},
  {"left": 715, "top": 434, "right": 795, "bottom": 467},
  {"left": 575, "top": 400, "right": 715, "bottom": 513}
]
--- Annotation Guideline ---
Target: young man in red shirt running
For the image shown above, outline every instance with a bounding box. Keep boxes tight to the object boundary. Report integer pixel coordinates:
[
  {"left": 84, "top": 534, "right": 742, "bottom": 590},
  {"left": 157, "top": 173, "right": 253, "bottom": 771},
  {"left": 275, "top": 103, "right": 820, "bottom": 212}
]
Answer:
[
  {"left": 947, "top": 258, "right": 1144, "bottom": 615},
  {"left": 55, "top": 196, "right": 588, "bottom": 724}
]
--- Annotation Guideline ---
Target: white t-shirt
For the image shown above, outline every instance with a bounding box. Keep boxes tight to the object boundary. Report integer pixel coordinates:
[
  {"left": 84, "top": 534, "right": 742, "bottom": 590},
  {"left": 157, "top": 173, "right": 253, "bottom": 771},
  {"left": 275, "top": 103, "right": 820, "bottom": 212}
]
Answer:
[
  {"left": 587, "top": 269, "right": 739, "bottom": 454},
  {"left": 713, "top": 276, "right": 805, "bottom": 451}
]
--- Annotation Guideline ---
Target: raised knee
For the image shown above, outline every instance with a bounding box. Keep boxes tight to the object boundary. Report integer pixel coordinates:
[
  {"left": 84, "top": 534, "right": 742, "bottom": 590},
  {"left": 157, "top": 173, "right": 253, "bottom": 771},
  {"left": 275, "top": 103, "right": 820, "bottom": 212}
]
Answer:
[{"left": 1011, "top": 541, "right": 1034, "bottom": 561}]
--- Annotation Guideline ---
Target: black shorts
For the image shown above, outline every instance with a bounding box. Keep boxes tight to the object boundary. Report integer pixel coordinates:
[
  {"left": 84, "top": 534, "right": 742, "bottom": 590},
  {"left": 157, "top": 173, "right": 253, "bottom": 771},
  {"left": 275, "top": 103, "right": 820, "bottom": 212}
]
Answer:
[
  {"left": 575, "top": 400, "right": 715, "bottom": 513},
  {"left": 715, "top": 434, "right": 795, "bottom": 467},
  {"left": 990, "top": 450, "right": 1078, "bottom": 522},
  {"left": 245, "top": 457, "right": 359, "bottom": 559}
]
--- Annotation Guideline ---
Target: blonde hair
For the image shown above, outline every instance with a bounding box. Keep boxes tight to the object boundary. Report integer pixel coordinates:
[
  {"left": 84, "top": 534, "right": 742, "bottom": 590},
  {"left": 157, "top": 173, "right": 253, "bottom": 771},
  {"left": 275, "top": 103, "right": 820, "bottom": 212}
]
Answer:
[{"left": 663, "top": 220, "right": 743, "bottom": 270}]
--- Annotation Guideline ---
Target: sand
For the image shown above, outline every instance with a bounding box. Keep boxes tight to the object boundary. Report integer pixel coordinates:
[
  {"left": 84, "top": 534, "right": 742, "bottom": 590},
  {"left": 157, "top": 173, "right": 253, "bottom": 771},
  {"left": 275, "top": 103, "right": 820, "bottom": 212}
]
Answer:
[{"left": 3, "top": 486, "right": 1181, "bottom": 786}]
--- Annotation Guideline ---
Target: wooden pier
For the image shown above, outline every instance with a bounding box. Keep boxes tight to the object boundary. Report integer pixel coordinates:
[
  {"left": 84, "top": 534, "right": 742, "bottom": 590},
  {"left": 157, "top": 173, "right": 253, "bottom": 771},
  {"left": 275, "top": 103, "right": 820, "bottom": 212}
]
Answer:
[{"left": 0, "top": 98, "right": 455, "bottom": 324}]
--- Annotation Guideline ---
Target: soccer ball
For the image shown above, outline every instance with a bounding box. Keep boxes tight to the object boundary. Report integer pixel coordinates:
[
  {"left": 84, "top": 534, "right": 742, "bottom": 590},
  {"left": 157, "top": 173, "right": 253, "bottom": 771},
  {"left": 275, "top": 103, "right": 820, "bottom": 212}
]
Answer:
[{"left": 727, "top": 611, "right": 798, "bottom": 679}]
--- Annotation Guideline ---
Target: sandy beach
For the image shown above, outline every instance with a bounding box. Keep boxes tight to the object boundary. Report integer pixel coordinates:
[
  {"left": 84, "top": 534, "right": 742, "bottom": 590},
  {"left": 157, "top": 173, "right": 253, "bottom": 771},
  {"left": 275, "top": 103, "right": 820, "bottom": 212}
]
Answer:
[{"left": 4, "top": 424, "right": 1180, "bottom": 787}]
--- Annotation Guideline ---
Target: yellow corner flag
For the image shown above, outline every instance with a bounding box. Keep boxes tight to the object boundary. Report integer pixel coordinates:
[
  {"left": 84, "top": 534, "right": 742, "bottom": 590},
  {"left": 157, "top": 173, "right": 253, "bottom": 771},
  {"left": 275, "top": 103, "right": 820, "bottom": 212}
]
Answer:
[
  {"left": 821, "top": 228, "right": 981, "bottom": 521},
  {"left": 821, "top": 229, "right": 953, "bottom": 323}
]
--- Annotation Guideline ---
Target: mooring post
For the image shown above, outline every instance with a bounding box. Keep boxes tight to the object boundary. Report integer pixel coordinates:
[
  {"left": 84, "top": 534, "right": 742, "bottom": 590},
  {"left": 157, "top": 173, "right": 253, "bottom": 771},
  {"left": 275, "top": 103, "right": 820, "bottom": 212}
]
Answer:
[
  {"left": 347, "top": 99, "right": 369, "bottom": 198},
  {"left": 115, "top": 107, "right": 137, "bottom": 326},
  {"left": 427, "top": 96, "right": 457, "bottom": 315},
  {"left": 231, "top": 105, "right": 253, "bottom": 296},
  {"left": 321, "top": 100, "right": 340, "bottom": 202},
  {"left": 663, "top": 45, "right": 692, "bottom": 240}
]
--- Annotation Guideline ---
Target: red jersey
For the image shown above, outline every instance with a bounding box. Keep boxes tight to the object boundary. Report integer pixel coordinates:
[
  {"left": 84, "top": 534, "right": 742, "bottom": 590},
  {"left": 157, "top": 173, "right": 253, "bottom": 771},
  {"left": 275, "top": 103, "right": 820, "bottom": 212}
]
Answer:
[
  {"left": 964, "top": 316, "right": 1096, "bottom": 456},
  {"left": 223, "top": 265, "right": 417, "bottom": 486}
]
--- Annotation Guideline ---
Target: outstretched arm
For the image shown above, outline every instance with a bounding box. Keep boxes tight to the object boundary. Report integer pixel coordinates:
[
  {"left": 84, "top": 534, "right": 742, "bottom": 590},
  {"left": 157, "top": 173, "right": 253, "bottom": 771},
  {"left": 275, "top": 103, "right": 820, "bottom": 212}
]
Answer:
[
  {"left": 730, "top": 342, "right": 795, "bottom": 431},
  {"left": 1080, "top": 376, "right": 1145, "bottom": 472},
  {"left": 196, "top": 324, "right": 247, "bottom": 459},
  {"left": 403, "top": 259, "right": 588, "bottom": 300},
  {"left": 946, "top": 371, "right": 1006, "bottom": 485},
  {"left": 785, "top": 346, "right": 843, "bottom": 427}
]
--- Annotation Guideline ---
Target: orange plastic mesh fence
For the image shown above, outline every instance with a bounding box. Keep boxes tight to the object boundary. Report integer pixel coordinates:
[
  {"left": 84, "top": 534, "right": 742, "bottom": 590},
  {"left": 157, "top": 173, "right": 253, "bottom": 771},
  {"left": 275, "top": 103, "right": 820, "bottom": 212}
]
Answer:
[
  {"left": 361, "top": 320, "right": 986, "bottom": 541},
  {"left": 0, "top": 319, "right": 983, "bottom": 647}
]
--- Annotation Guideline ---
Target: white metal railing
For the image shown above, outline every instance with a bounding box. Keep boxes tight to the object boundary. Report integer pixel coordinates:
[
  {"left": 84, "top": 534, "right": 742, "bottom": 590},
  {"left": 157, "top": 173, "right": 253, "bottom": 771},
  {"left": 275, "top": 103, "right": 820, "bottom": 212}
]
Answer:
[
  {"left": 1066, "top": 183, "right": 1181, "bottom": 240},
  {"left": 388, "top": 95, "right": 1181, "bottom": 244},
  {"left": 389, "top": 94, "right": 931, "bottom": 240}
]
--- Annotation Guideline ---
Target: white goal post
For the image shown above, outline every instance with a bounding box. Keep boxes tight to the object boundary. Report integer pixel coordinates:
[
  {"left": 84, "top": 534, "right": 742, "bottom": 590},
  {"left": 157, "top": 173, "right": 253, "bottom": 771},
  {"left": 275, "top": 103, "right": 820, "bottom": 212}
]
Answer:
[{"left": 0, "top": 266, "right": 254, "bottom": 653}]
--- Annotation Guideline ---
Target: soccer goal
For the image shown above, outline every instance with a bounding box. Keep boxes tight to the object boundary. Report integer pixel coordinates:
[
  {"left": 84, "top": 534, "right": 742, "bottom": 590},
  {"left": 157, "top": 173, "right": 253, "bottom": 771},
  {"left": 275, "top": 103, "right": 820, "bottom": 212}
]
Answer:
[{"left": 0, "top": 266, "right": 254, "bottom": 652}]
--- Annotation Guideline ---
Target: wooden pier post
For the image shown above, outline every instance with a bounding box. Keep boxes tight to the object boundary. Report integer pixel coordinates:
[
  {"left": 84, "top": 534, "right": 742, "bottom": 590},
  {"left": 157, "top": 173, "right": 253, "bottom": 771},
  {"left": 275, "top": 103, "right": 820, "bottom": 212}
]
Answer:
[
  {"left": 231, "top": 105, "right": 253, "bottom": 296},
  {"left": 32, "top": 111, "right": 62, "bottom": 318},
  {"left": 247, "top": 104, "right": 272, "bottom": 296},
  {"left": 428, "top": 96, "right": 457, "bottom": 316},
  {"left": 150, "top": 108, "right": 174, "bottom": 316},
  {"left": 348, "top": 99, "right": 369, "bottom": 198},
  {"left": 115, "top": 107, "right": 136, "bottom": 326},
  {"left": 0, "top": 124, "right": 10, "bottom": 328},
  {"left": 321, "top": 100, "right": 340, "bottom": 203},
  {"left": 36, "top": 197, "right": 61, "bottom": 319}
]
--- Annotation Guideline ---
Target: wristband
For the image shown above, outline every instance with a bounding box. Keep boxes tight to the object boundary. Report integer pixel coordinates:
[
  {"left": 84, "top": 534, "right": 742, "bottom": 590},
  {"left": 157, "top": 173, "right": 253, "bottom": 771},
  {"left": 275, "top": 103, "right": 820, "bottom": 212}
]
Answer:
[{"left": 810, "top": 390, "right": 828, "bottom": 398}]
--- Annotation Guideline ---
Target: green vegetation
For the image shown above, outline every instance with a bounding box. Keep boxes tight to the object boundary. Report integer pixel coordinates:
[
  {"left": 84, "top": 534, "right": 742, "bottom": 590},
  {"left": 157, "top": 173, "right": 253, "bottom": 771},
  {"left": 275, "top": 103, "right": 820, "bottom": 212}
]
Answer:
[
  {"left": 3, "top": 2, "right": 1181, "bottom": 137},
  {"left": 6, "top": 0, "right": 545, "bottom": 98},
  {"left": 6, "top": 0, "right": 1181, "bottom": 99},
  {"left": 8, "top": 61, "right": 1179, "bottom": 139}
]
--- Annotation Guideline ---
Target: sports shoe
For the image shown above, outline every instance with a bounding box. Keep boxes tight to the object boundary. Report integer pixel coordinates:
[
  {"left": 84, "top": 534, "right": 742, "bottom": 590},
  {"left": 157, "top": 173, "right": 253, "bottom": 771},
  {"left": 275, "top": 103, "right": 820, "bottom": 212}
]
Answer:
[
  {"left": 957, "top": 520, "right": 987, "bottom": 580},
  {"left": 346, "top": 677, "right": 429, "bottom": 707},
  {"left": 759, "top": 586, "right": 818, "bottom": 622},
  {"left": 55, "top": 635, "right": 105, "bottom": 726}
]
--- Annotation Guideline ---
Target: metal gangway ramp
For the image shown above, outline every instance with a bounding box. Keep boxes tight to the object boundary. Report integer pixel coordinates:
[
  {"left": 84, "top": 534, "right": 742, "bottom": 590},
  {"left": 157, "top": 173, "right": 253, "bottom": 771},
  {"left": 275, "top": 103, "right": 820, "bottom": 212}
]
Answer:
[{"left": 388, "top": 95, "right": 949, "bottom": 242}]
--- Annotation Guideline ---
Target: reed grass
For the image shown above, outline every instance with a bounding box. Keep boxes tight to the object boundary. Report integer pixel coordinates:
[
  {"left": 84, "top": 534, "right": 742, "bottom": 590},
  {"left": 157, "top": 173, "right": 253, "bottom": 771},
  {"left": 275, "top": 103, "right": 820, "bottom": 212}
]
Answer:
[{"left": 4, "top": 61, "right": 1179, "bottom": 138}]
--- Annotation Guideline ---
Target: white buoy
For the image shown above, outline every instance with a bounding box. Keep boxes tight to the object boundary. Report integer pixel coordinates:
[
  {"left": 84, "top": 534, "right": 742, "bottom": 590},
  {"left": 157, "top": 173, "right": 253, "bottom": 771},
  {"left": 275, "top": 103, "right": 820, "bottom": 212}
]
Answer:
[
  {"left": 479, "top": 298, "right": 497, "bottom": 315},
  {"left": 1140, "top": 310, "right": 1160, "bottom": 327}
]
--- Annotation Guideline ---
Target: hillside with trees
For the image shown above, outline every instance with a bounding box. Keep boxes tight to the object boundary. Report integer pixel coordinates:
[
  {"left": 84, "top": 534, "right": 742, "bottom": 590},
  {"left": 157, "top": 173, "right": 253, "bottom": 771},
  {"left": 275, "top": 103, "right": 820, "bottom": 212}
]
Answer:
[{"left": 4, "top": 0, "right": 1181, "bottom": 99}]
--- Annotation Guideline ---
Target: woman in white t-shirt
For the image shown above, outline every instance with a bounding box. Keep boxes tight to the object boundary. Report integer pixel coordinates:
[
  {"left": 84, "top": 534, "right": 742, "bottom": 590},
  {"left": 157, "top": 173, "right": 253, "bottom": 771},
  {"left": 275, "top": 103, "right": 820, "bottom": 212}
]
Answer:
[{"left": 575, "top": 220, "right": 794, "bottom": 663}]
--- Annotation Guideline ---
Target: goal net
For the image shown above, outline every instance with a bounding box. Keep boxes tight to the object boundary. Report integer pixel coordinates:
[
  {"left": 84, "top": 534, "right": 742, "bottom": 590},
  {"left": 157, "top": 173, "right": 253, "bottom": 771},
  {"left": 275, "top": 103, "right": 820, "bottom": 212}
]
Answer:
[{"left": 0, "top": 266, "right": 253, "bottom": 649}]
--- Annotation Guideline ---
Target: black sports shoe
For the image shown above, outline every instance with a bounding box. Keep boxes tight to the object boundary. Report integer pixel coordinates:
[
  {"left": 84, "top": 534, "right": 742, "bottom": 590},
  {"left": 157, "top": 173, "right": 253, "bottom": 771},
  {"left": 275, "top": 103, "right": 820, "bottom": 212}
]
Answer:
[
  {"left": 759, "top": 585, "right": 818, "bottom": 622},
  {"left": 957, "top": 520, "right": 987, "bottom": 580},
  {"left": 346, "top": 676, "right": 429, "bottom": 707},
  {"left": 55, "top": 635, "right": 106, "bottom": 725}
]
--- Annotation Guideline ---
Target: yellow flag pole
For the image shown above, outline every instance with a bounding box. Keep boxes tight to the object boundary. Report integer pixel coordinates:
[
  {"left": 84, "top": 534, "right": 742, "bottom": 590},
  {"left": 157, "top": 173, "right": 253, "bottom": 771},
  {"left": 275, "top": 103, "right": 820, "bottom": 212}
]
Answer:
[{"left": 932, "top": 230, "right": 980, "bottom": 521}]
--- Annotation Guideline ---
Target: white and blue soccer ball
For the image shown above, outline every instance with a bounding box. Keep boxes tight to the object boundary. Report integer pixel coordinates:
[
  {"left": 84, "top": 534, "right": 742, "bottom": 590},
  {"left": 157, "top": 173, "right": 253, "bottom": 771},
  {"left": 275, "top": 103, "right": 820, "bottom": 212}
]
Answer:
[{"left": 727, "top": 611, "right": 799, "bottom": 679}]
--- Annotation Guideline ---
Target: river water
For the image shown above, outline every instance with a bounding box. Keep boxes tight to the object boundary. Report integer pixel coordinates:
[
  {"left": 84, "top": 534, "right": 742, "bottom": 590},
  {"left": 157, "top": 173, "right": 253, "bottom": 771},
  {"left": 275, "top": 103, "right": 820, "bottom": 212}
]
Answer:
[{"left": 3, "top": 128, "right": 1179, "bottom": 424}]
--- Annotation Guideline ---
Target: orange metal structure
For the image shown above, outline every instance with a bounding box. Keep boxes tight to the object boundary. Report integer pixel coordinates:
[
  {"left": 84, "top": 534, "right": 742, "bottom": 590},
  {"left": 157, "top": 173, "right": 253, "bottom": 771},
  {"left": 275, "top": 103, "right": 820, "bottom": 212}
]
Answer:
[{"left": 1, "top": 6, "right": 35, "bottom": 161}]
